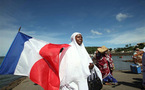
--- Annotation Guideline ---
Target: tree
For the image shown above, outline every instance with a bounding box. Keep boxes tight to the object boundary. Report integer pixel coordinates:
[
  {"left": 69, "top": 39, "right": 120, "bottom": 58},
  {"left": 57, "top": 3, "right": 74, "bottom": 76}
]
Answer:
[
  {"left": 125, "top": 44, "right": 128, "bottom": 48},
  {"left": 109, "top": 48, "right": 112, "bottom": 51}
]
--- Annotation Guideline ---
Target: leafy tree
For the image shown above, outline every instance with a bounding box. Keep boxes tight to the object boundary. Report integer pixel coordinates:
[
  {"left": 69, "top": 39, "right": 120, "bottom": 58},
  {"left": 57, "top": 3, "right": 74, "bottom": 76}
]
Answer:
[
  {"left": 85, "top": 42, "right": 145, "bottom": 54},
  {"left": 109, "top": 48, "right": 112, "bottom": 51},
  {"left": 85, "top": 47, "right": 98, "bottom": 54},
  {"left": 125, "top": 44, "right": 128, "bottom": 48}
]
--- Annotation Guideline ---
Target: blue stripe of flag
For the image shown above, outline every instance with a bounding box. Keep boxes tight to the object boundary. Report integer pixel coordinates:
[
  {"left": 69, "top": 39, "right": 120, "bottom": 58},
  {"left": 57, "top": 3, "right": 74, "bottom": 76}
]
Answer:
[{"left": 0, "top": 32, "right": 32, "bottom": 74}]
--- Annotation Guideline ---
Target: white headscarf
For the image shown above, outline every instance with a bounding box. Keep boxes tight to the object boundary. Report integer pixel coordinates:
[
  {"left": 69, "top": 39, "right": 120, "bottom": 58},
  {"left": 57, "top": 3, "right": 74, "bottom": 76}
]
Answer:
[
  {"left": 69, "top": 32, "right": 93, "bottom": 77},
  {"left": 59, "top": 32, "right": 93, "bottom": 90}
]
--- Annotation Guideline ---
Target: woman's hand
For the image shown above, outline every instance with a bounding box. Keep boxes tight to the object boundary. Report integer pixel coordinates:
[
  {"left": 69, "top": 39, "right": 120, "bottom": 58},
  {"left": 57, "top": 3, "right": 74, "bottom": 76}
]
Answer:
[{"left": 89, "top": 63, "right": 94, "bottom": 69}]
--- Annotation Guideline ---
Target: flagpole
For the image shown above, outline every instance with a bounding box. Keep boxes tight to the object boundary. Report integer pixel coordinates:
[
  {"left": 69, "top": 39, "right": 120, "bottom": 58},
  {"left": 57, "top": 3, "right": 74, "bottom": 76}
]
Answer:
[{"left": 18, "top": 26, "right": 21, "bottom": 32}]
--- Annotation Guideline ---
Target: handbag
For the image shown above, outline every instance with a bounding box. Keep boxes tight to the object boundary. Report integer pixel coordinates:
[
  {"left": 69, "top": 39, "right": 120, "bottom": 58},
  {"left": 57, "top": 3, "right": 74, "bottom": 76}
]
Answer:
[{"left": 87, "top": 69, "right": 103, "bottom": 90}]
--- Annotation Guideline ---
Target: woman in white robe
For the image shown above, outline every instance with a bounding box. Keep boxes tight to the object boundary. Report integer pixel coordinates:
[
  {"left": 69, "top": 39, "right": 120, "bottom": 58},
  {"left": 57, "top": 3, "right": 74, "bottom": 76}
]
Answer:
[{"left": 59, "top": 32, "right": 102, "bottom": 90}]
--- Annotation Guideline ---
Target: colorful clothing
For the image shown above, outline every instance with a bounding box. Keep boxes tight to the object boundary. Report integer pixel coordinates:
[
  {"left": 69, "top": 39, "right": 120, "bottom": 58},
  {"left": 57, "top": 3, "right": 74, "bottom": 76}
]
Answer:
[
  {"left": 96, "top": 55, "right": 110, "bottom": 79},
  {"left": 103, "top": 73, "right": 117, "bottom": 84},
  {"left": 95, "top": 53, "right": 117, "bottom": 84},
  {"left": 106, "top": 54, "right": 114, "bottom": 75}
]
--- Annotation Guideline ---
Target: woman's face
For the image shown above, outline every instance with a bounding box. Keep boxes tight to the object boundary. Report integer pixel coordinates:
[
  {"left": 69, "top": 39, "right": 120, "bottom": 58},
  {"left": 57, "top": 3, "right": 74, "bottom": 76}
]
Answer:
[{"left": 75, "top": 34, "right": 83, "bottom": 45}]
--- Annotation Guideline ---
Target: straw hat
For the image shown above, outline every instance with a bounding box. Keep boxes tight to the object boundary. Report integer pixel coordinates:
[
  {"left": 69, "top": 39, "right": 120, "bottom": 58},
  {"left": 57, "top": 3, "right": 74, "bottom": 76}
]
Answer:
[{"left": 97, "top": 46, "right": 108, "bottom": 53}]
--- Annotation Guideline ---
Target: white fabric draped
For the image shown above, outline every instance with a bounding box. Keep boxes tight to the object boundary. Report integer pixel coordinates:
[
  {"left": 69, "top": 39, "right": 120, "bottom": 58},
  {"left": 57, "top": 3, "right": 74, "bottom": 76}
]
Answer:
[{"left": 59, "top": 32, "right": 102, "bottom": 90}]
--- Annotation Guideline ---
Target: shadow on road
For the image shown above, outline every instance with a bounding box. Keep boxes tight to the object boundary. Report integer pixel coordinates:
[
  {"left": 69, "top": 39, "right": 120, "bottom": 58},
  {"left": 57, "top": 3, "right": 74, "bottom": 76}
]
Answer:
[{"left": 117, "top": 78, "right": 144, "bottom": 89}]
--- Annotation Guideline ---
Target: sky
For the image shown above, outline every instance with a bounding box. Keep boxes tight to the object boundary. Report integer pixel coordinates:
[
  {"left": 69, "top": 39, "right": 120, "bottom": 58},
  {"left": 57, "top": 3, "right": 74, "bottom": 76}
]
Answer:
[{"left": 0, "top": 0, "right": 145, "bottom": 56}]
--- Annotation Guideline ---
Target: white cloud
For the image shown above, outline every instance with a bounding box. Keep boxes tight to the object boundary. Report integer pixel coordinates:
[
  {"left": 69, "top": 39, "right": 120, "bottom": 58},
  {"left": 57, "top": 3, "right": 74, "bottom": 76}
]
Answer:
[
  {"left": 106, "top": 26, "right": 145, "bottom": 45},
  {"left": 86, "top": 35, "right": 103, "bottom": 39},
  {"left": 91, "top": 30, "right": 102, "bottom": 35},
  {"left": 106, "top": 29, "right": 111, "bottom": 33},
  {"left": 116, "top": 13, "right": 130, "bottom": 22},
  {"left": 87, "top": 29, "right": 112, "bottom": 39}
]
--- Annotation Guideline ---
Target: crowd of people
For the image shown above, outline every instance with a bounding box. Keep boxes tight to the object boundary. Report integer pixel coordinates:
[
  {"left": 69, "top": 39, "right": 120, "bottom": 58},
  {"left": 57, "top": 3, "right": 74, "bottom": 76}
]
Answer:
[
  {"left": 36, "top": 32, "right": 144, "bottom": 89},
  {"left": 63, "top": 32, "right": 145, "bottom": 89}
]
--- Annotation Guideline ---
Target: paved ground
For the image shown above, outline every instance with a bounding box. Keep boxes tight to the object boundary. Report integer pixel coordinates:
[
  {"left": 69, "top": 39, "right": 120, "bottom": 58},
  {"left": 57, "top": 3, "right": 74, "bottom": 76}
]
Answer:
[
  {"left": 2, "top": 70, "right": 144, "bottom": 90},
  {"left": 102, "top": 70, "right": 143, "bottom": 90}
]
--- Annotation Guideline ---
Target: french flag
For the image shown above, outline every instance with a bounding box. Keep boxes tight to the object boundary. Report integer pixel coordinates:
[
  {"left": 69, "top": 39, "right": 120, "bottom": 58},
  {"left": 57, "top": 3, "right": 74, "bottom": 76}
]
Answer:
[{"left": 0, "top": 32, "right": 69, "bottom": 90}]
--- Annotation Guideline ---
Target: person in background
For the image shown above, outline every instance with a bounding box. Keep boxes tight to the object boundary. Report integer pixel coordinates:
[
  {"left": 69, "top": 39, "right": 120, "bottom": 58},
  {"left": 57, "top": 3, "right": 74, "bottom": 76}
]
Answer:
[
  {"left": 133, "top": 48, "right": 140, "bottom": 55},
  {"left": 133, "top": 48, "right": 143, "bottom": 66},
  {"left": 107, "top": 50, "right": 115, "bottom": 75},
  {"left": 133, "top": 47, "right": 145, "bottom": 88},
  {"left": 92, "top": 48, "right": 100, "bottom": 65},
  {"left": 95, "top": 46, "right": 117, "bottom": 85},
  {"left": 59, "top": 32, "right": 102, "bottom": 90}
]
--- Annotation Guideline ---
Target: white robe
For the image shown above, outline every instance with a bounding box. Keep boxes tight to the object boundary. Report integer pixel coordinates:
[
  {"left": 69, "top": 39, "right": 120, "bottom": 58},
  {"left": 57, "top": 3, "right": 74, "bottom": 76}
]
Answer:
[{"left": 59, "top": 32, "right": 102, "bottom": 90}]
